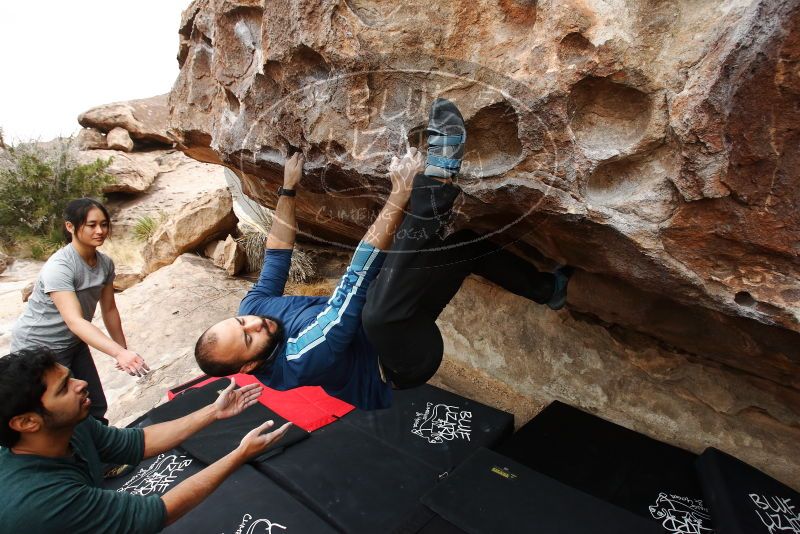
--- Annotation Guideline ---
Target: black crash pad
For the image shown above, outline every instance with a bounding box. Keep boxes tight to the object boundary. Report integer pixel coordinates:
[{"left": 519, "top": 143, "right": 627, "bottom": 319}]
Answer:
[
  {"left": 107, "top": 454, "right": 336, "bottom": 533},
  {"left": 696, "top": 447, "right": 800, "bottom": 534},
  {"left": 416, "top": 515, "right": 469, "bottom": 534},
  {"left": 422, "top": 448, "right": 666, "bottom": 534},
  {"left": 497, "top": 401, "right": 712, "bottom": 533},
  {"left": 343, "top": 383, "right": 513, "bottom": 473},
  {"left": 148, "top": 378, "right": 309, "bottom": 464},
  {"left": 165, "top": 464, "right": 337, "bottom": 533},
  {"left": 257, "top": 419, "right": 442, "bottom": 534},
  {"left": 108, "top": 415, "right": 336, "bottom": 532}
]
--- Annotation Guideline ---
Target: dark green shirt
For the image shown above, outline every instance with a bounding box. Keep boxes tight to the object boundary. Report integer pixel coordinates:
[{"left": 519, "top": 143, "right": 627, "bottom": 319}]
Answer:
[{"left": 0, "top": 417, "right": 166, "bottom": 533}]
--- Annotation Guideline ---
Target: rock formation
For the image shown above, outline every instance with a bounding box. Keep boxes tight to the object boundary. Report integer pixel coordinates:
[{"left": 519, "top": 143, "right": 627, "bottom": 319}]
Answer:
[
  {"left": 106, "top": 127, "right": 134, "bottom": 152},
  {"left": 77, "top": 149, "right": 162, "bottom": 194},
  {"left": 79, "top": 94, "right": 172, "bottom": 147},
  {"left": 101, "top": 149, "right": 229, "bottom": 234},
  {"left": 164, "top": 0, "right": 800, "bottom": 485},
  {"left": 142, "top": 188, "right": 237, "bottom": 274},
  {"left": 74, "top": 94, "right": 236, "bottom": 287},
  {"left": 75, "top": 128, "right": 107, "bottom": 150}
]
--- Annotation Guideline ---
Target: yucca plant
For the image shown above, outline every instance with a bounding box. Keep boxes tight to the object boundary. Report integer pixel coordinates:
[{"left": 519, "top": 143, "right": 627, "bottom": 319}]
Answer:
[
  {"left": 227, "top": 172, "right": 315, "bottom": 283},
  {"left": 132, "top": 215, "right": 159, "bottom": 242}
]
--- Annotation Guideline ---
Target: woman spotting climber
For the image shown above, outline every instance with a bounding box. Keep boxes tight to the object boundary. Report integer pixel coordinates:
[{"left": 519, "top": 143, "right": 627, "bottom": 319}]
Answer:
[{"left": 10, "top": 198, "right": 150, "bottom": 425}]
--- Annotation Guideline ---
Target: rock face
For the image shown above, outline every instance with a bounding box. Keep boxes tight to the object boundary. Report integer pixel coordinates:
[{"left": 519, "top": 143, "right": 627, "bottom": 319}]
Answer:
[
  {"left": 102, "top": 149, "right": 229, "bottom": 234},
  {"left": 106, "top": 127, "right": 134, "bottom": 152},
  {"left": 221, "top": 234, "right": 245, "bottom": 275},
  {"left": 142, "top": 188, "right": 237, "bottom": 274},
  {"left": 75, "top": 128, "right": 107, "bottom": 150},
  {"left": 0, "top": 260, "right": 45, "bottom": 355},
  {"left": 76, "top": 149, "right": 161, "bottom": 194},
  {"left": 204, "top": 239, "right": 226, "bottom": 266},
  {"left": 113, "top": 266, "right": 143, "bottom": 292},
  {"left": 166, "top": 0, "right": 800, "bottom": 483},
  {"left": 78, "top": 94, "right": 172, "bottom": 146}
]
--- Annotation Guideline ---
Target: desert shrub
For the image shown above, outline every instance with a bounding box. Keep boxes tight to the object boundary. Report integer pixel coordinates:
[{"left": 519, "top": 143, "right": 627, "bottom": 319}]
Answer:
[
  {"left": 132, "top": 215, "right": 160, "bottom": 242},
  {"left": 0, "top": 138, "right": 113, "bottom": 246}
]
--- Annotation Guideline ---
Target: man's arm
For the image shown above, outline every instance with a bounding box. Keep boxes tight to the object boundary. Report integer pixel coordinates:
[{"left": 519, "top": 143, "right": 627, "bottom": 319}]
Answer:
[
  {"left": 362, "top": 148, "right": 423, "bottom": 250},
  {"left": 161, "top": 420, "right": 292, "bottom": 525},
  {"left": 266, "top": 152, "right": 303, "bottom": 250},
  {"left": 142, "top": 379, "right": 262, "bottom": 457},
  {"left": 239, "top": 153, "right": 304, "bottom": 310}
]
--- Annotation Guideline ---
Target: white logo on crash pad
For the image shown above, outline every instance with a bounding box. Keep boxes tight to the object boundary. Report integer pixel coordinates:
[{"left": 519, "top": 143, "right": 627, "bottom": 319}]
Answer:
[
  {"left": 750, "top": 494, "right": 800, "bottom": 533},
  {"left": 232, "top": 513, "right": 287, "bottom": 534},
  {"left": 411, "top": 402, "right": 472, "bottom": 444},
  {"left": 649, "top": 493, "right": 712, "bottom": 534},
  {"left": 118, "top": 453, "right": 193, "bottom": 496}
]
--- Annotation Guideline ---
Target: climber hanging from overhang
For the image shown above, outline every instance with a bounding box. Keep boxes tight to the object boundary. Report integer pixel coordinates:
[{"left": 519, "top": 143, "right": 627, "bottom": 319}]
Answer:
[{"left": 194, "top": 98, "right": 573, "bottom": 409}]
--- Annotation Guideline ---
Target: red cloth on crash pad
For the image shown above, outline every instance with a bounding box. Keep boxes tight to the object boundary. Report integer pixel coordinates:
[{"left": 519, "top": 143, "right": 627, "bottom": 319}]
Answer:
[{"left": 167, "top": 374, "right": 354, "bottom": 432}]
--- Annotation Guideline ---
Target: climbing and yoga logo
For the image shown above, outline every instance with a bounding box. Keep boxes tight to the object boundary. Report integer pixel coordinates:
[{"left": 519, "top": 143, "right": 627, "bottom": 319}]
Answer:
[
  {"left": 117, "top": 453, "right": 194, "bottom": 496},
  {"left": 411, "top": 402, "right": 473, "bottom": 444},
  {"left": 749, "top": 493, "right": 800, "bottom": 533},
  {"left": 231, "top": 52, "right": 560, "bottom": 257},
  {"left": 648, "top": 493, "right": 713, "bottom": 534}
]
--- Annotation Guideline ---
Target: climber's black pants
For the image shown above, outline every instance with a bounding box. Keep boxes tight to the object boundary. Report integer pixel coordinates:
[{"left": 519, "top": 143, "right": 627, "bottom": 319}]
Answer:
[{"left": 362, "top": 173, "right": 555, "bottom": 389}]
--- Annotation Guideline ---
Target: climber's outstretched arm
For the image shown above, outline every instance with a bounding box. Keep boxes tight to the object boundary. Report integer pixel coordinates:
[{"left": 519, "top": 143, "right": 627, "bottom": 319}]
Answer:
[{"left": 266, "top": 152, "right": 304, "bottom": 250}]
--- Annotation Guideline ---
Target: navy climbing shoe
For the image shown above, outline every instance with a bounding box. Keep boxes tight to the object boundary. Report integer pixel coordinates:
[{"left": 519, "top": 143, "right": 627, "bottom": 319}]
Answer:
[
  {"left": 425, "top": 98, "right": 467, "bottom": 179},
  {"left": 547, "top": 265, "right": 574, "bottom": 311}
]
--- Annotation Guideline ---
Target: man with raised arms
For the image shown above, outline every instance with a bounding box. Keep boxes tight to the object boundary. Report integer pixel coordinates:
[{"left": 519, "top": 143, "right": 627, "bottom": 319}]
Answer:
[{"left": 0, "top": 347, "right": 291, "bottom": 533}]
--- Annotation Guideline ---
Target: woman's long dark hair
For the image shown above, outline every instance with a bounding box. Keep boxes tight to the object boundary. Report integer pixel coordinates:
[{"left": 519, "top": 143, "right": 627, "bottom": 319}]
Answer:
[{"left": 62, "top": 198, "right": 112, "bottom": 243}]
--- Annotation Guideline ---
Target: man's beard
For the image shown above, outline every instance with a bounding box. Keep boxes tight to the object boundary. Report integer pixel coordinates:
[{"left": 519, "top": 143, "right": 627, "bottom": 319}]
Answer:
[
  {"left": 245, "top": 315, "right": 286, "bottom": 374},
  {"left": 42, "top": 404, "right": 86, "bottom": 431}
]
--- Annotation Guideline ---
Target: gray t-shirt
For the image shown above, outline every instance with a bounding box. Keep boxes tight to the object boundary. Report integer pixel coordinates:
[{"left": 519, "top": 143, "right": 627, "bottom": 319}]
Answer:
[{"left": 11, "top": 244, "right": 115, "bottom": 352}]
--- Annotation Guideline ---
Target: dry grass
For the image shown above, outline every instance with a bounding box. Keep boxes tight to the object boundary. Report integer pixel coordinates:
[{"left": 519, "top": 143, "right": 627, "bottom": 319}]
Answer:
[
  {"left": 239, "top": 225, "right": 317, "bottom": 283},
  {"left": 98, "top": 236, "right": 144, "bottom": 270}
]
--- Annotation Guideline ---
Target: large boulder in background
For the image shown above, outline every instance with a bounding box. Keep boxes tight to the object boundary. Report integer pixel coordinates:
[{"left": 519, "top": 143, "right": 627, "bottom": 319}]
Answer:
[
  {"left": 78, "top": 94, "right": 172, "bottom": 146},
  {"left": 142, "top": 188, "right": 237, "bottom": 274}
]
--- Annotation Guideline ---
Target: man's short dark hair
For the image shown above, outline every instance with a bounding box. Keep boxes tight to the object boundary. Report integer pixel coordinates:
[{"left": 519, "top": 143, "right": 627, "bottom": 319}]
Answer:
[
  {"left": 194, "top": 328, "right": 240, "bottom": 377},
  {"left": 0, "top": 348, "right": 58, "bottom": 447}
]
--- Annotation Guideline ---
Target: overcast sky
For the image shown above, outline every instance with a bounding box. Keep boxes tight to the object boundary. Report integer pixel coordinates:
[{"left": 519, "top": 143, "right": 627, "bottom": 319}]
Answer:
[{"left": 0, "top": 0, "right": 190, "bottom": 143}]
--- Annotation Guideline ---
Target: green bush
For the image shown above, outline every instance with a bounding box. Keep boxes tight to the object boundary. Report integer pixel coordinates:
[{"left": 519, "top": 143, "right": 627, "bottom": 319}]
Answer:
[{"left": 0, "top": 138, "right": 114, "bottom": 246}]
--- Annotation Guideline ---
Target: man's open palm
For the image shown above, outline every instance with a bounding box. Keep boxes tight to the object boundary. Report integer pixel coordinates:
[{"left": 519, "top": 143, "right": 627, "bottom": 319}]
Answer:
[{"left": 213, "top": 378, "right": 263, "bottom": 420}]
